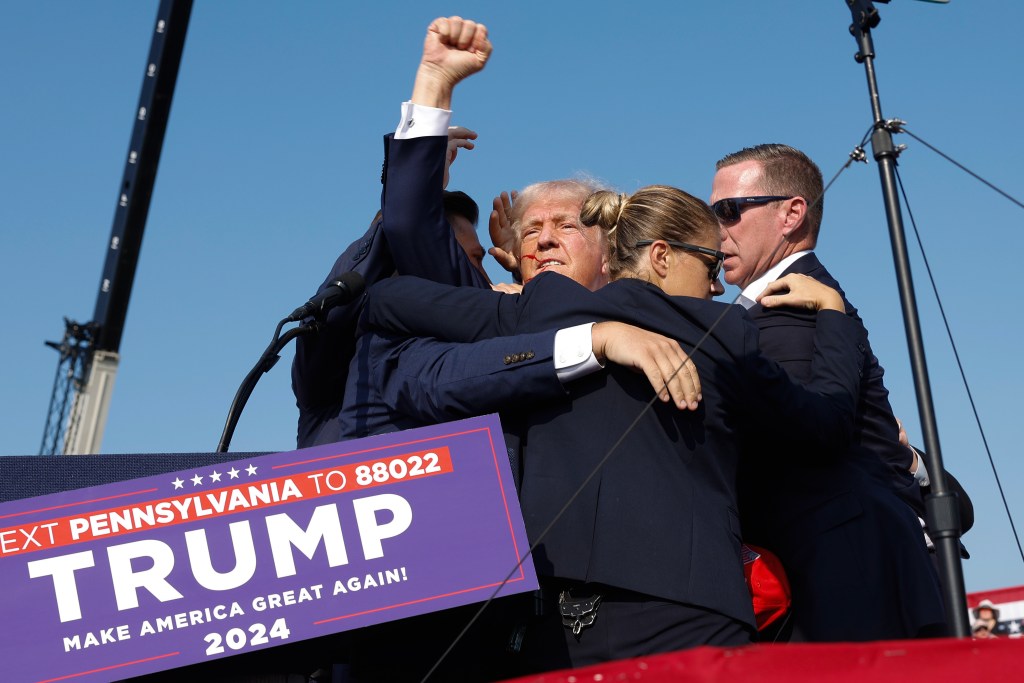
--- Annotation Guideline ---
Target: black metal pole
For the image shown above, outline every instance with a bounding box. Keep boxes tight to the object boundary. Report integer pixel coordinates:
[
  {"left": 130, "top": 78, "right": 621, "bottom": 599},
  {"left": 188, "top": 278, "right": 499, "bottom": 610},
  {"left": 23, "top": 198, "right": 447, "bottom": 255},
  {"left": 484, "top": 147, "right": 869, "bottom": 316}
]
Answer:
[{"left": 846, "top": 0, "right": 970, "bottom": 638}]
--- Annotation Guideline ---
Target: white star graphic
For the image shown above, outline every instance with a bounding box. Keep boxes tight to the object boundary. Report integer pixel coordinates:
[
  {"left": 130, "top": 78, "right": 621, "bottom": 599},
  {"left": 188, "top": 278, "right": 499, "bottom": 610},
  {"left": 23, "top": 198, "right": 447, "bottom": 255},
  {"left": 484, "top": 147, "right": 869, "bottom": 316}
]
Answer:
[
  {"left": 172, "top": 477, "right": 184, "bottom": 490},
  {"left": 1010, "top": 620, "right": 1021, "bottom": 634},
  {"left": 191, "top": 474, "right": 203, "bottom": 486},
  {"left": 228, "top": 467, "right": 240, "bottom": 479},
  {"left": 209, "top": 470, "right": 222, "bottom": 483},
  {"left": 246, "top": 464, "right": 258, "bottom": 476}
]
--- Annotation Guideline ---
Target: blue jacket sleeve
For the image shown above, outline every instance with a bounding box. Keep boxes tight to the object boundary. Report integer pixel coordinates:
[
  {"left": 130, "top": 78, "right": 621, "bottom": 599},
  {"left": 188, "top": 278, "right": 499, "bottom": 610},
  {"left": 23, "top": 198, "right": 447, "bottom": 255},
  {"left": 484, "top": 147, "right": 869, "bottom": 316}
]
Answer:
[
  {"left": 381, "top": 135, "right": 490, "bottom": 288},
  {"left": 365, "top": 275, "right": 518, "bottom": 341},
  {"left": 368, "top": 330, "right": 567, "bottom": 424},
  {"left": 743, "top": 309, "right": 868, "bottom": 450},
  {"left": 365, "top": 272, "right": 605, "bottom": 342},
  {"left": 292, "top": 133, "right": 490, "bottom": 446}
]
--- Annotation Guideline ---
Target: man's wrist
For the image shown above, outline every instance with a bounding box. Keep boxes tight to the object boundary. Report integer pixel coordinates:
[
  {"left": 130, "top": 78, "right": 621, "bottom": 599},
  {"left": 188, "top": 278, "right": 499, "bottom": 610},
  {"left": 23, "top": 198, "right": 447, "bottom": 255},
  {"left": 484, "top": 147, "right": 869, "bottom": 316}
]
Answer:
[{"left": 410, "top": 65, "right": 456, "bottom": 109}]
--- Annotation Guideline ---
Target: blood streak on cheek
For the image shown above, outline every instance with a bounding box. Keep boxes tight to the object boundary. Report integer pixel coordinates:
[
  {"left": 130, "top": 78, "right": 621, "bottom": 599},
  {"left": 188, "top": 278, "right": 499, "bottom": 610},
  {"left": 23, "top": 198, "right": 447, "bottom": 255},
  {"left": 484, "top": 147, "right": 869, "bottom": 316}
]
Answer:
[{"left": 520, "top": 253, "right": 538, "bottom": 283}]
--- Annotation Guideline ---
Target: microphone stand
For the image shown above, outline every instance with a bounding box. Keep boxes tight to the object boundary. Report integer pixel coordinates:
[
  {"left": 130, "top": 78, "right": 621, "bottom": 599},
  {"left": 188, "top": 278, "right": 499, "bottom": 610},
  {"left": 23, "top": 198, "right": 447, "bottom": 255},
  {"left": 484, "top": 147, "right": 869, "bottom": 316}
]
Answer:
[
  {"left": 845, "top": 0, "right": 970, "bottom": 637},
  {"left": 216, "top": 319, "right": 317, "bottom": 454}
]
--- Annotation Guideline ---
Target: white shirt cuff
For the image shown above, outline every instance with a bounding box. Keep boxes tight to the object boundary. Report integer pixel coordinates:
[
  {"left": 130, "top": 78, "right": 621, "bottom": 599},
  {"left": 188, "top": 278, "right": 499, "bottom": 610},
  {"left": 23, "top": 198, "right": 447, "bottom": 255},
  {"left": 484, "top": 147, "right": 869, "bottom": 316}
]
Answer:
[
  {"left": 395, "top": 101, "right": 451, "bottom": 139},
  {"left": 554, "top": 323, "right": 604, "bottom": 384},
  {"left": 919, "top": 517, "right": 934, "bottom": 550},
  {"left": 911, "top": 448, "right": 931, "bottom": 486}
]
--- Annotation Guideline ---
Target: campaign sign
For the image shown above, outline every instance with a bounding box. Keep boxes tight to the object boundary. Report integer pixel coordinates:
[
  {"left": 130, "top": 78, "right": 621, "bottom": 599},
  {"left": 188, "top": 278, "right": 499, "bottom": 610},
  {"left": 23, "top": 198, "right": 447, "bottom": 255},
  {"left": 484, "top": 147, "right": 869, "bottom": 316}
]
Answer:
[{"left": 0, "top": 414, "right": 536, "bottom": 682}]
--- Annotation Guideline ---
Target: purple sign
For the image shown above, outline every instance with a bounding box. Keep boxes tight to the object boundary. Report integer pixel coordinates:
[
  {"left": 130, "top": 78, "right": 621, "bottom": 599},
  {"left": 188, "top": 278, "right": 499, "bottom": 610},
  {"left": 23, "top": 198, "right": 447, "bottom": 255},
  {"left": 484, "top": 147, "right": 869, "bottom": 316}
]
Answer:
[{"left": 0, "top": 414, "right": 536, "bottom": 682}]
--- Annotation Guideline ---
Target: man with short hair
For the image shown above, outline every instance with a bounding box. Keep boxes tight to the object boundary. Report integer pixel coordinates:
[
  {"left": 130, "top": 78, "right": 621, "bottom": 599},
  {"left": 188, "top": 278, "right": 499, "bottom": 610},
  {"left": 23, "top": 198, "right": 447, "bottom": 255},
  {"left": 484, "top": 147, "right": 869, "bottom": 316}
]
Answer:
[
  {"left": 710, "top": 143, "right": 947, "bottom": 640},
  {"left": 444, "top": 189, "right": 490, "bottom": 281},
  {"left": 510, "top": 179, "right": 610, "bottom": 291}
]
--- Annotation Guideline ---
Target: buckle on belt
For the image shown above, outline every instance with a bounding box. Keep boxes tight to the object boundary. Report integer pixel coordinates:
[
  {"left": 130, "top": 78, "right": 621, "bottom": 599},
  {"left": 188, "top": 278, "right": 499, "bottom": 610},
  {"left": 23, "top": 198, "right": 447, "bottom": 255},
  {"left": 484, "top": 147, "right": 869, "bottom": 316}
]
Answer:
[{"left": 558, "top": 591, "right": 602, "bottom": 636}]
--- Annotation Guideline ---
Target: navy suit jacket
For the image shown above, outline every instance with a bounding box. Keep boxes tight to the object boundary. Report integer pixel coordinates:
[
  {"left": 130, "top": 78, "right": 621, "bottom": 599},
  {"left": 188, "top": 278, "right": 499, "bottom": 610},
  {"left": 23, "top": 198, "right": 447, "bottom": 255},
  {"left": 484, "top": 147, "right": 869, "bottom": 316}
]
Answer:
[
  {"left": 751, "top": 253, "right": 971, "bottom": 530},
  {"left": 747, "top": 253, "right": 921, "bottom": 508},
  {"left": 291, "top": 134, "right": 489, "bottom": 447},
  {"left": 339, "top": 329, "right": 564, "bottom": 439},
  {"left": 740, "top": 252, "right": 946, "bottom": 639},
  {"left": 364, "top": 273, "right": 869, "bottom": 627}
]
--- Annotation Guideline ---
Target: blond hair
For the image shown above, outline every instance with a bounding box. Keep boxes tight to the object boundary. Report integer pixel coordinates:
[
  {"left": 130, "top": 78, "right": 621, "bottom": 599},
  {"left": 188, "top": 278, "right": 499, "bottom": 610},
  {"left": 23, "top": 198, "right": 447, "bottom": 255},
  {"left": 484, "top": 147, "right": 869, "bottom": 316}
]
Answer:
[{"left": 580, "top": 185, "right": 718, "bottom": 280}]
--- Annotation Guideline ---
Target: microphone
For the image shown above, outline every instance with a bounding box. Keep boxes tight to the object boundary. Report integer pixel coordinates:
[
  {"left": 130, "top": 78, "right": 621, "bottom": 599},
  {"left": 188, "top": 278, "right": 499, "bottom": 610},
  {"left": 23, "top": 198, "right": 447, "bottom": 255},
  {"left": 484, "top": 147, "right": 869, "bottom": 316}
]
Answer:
[{"left": 286, "top": 271, "right": 366, "bottom": 322}]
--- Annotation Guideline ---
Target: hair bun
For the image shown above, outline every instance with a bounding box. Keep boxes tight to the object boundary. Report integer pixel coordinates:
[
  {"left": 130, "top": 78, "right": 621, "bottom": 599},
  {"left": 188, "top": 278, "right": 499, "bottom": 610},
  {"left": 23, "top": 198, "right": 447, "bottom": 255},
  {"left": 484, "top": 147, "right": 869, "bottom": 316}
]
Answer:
[{"left": 581, "top": 189, "right": 627, "bottom": 236}]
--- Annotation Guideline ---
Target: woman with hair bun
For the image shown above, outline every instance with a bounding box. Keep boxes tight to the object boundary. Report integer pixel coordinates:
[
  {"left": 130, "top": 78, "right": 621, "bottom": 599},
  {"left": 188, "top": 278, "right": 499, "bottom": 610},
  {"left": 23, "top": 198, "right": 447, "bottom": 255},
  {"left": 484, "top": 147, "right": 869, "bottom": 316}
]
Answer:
[
  {"left": 584, "top": 184, "right": 750, "bottom": 300},
  {"left": 362, "top": 184, "right": 863, "bottom": 674}
]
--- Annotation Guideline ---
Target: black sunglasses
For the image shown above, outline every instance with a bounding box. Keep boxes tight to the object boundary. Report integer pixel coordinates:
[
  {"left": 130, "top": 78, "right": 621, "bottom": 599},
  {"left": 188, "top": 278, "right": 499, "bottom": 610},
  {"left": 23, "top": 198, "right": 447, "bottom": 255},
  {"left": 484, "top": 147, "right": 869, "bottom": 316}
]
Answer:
[
  {"left": 634, "top": 239, "right": 724, "bottom": 282},
  {"left": 711, "top": 196, "right": 793, "bottom": 223}
]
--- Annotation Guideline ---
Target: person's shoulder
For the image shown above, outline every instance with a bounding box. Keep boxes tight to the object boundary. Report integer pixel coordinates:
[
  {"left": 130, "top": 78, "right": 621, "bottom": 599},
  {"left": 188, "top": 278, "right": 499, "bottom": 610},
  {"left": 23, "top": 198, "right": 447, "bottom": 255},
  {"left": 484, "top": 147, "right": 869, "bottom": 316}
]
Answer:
[
  {"left": 525, "top": 271, "right": 596, "bottom": 297},
  {"left": 599, "top": 278, "right": 680, "bottom": 310},
  {"left": 788, "top": 253, "right": 847, "bottom": 296}
]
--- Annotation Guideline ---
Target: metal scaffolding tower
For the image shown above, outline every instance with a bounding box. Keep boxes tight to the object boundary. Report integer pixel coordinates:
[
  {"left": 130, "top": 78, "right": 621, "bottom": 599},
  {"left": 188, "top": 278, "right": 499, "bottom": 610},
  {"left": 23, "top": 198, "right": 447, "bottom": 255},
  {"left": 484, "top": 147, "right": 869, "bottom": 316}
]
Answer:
[{"left": 39, "top": 0, "right": 193, "bottom": 455}]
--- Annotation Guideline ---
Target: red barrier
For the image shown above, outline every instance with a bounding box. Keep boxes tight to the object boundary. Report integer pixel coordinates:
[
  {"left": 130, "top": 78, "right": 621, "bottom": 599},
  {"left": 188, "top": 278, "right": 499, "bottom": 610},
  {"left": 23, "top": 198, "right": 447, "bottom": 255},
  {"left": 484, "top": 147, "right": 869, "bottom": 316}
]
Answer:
[{"left": 502, "top": 637, "right": 1024, "bottom": 682}]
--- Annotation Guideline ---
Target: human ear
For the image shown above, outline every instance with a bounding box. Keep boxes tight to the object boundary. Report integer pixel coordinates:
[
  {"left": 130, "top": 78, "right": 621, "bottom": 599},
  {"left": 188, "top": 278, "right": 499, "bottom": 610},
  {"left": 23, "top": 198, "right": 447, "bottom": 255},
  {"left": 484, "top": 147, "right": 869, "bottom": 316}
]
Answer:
[
  {"left": 649, "top": 241, "right": 671, "bottom": 279},
  {"left": 784, "top": 196, "right": 808, "bottom": 235}
]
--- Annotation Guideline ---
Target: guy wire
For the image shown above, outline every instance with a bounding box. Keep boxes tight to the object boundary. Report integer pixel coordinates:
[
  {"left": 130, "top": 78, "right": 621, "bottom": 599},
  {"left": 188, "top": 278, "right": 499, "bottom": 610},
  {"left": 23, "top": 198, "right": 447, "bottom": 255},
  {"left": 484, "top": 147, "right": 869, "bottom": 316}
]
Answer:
[{"left": 893, "top": 163, "right": 1024, "bottom": 568}]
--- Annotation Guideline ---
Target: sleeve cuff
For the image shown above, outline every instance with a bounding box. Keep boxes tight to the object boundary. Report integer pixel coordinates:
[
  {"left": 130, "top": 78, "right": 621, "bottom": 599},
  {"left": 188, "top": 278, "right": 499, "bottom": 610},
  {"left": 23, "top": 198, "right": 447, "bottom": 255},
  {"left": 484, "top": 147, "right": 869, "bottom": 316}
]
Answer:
[
  {"left": 554, "top": 322, "right": 604, "bottom": 384},
  {"left": 395, "top": 101, "right": 452, "bottom": 138},
  {"left": 911, "top": 448, "right": 931, "bottom": 486}
]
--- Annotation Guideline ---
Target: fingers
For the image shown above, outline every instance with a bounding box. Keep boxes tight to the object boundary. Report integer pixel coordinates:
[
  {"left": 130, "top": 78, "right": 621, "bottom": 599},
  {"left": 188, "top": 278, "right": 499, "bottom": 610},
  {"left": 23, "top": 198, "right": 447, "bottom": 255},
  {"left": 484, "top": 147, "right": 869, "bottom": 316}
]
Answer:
[
  {"left": 489, "top": 191, "right": 515, "bottom": 245},
  {"left": 487, "top": 246, "right": 520, "bottom": 275},
  {"left": 671, "top": 355, "right": 702, "bottom": 410},
  {"left": 758, "top": 274, "right": 841, "bottom": 312},
  {"left": 896, "top": 418, "right": 910, "bottom": 447},
  {"left": 455, "top": 18, "right": 474, "bottom": 48},
  {"left": 445, "top": 138, "right": 474, "bottom": 166},
  {"left": 647, "top": 343, "right": 701, "bottom": 411},
  {"left": 467, "top": 22, "right": 492, "bottom": 60},
  {"left": 490, "top": 282, "right": 523, "bottom": 294},
  {"left": 431, "top": 16, "right": 491, "bottom": 56},
  {"left": 596, "top": 323, "right": 701, "bottom": 411},
  {"left": 488, "top": 208, "right": 502, "bottom": 241},
  {"left": 430, "top": 16, "right": 459, "bottom": 44},
  {"left": 487, "top": 190, "right": 520, "bottom": 278},
  {"left": 447, "top": 139, "right": 475, "bottom": 153},
  {"left": 491, "top": 192, "right": 513, "bottom": 224},
  {"left": 757, "top": 275, "right": 792, "bottom": 301},
  {"left": 447, "top": 126, "right": 478, "bottom": 142}
]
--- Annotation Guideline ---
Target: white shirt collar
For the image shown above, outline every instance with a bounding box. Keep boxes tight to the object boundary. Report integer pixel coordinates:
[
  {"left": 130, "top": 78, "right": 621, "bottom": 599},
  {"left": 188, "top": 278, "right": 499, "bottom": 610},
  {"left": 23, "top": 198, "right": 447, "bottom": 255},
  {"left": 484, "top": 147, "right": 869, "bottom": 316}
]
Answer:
[{"left": 738, "top": 250, "right": 813, "bottom": 307}]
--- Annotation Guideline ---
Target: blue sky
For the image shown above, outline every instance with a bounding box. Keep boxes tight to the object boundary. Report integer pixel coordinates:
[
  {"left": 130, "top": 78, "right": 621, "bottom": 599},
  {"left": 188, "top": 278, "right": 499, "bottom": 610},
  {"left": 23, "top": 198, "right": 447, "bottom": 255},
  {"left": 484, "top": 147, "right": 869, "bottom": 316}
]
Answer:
[{"left": 2, "top": 1, "right": 1022, "bottom": 595}]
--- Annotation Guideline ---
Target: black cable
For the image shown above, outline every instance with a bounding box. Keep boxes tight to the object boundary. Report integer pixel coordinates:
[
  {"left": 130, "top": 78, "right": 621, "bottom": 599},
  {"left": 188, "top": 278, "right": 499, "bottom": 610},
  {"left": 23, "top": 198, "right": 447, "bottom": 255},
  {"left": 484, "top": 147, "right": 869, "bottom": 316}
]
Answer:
[
  {"left": 893, "top": 165, "right": 1024, "bottom": 569},
  {"left": 420, "top": 139, "right": 865, "bottom": 682},
  {"left": 900, "top": 128, "right": 1024, "bottom": 211}
]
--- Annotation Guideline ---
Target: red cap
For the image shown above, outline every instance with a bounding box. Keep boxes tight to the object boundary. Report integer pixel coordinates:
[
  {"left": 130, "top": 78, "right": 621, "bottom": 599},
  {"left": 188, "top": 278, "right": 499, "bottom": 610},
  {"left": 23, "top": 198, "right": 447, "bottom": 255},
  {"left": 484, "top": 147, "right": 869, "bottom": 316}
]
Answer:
[{"left": 742, "top": 543, "right": 792, "bottom": 631}]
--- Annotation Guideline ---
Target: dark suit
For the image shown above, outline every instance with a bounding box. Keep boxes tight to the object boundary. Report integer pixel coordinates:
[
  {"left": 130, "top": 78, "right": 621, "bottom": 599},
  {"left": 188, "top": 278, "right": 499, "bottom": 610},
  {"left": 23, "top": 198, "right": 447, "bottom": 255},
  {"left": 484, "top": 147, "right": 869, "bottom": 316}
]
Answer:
[
  {"left": 364, "top": 273, "right": 869, "bottom": 659},
  {"left": 291, "top": 133, "right": 488, "bottom": 448},
  {"left": 288, "top": 134, "right": 501, "bottom": 681},
  {"left": 740, "top": 252, "right": 947, "bottom": 640},
  {"left": 339, "top": 329, "right": 563, "bottom": 441}
]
